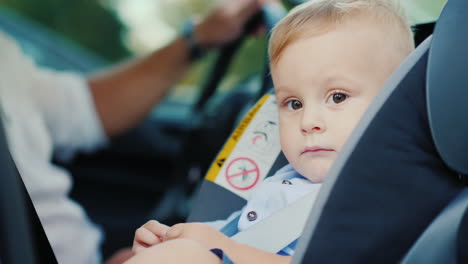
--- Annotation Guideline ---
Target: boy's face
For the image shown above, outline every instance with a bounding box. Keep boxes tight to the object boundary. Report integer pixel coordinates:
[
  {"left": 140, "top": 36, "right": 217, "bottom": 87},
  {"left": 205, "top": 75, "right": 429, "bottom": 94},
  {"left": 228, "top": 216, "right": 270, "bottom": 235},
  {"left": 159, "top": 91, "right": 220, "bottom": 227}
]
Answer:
[{"left": 271, "top": 17, "right": 404, "bottom": 182}]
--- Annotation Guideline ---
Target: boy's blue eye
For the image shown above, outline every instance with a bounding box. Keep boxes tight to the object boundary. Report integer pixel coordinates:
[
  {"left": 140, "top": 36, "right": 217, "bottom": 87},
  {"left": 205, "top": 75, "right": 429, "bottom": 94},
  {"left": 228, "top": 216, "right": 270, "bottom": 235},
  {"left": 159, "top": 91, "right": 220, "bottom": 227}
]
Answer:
[{"left": 287, "top": 100, "right": 302, "bottom": 110}]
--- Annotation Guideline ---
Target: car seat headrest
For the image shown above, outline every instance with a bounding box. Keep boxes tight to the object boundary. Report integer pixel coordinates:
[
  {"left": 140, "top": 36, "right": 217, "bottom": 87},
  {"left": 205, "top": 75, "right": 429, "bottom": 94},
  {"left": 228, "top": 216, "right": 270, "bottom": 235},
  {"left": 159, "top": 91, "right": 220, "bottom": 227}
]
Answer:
[{"left": 427, "top": 0, "right": 468, "bottom": 175}]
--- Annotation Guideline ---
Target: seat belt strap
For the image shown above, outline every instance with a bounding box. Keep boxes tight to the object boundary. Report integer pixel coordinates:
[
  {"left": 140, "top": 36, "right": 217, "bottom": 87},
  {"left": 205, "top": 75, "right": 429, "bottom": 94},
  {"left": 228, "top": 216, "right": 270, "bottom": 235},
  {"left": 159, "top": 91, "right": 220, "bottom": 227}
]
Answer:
[
  {"left": 231, "top": 190, "right": 319, "bottom": 253},
  {"left": 219, "top": 215, "right": 241, "bottom": 237}
]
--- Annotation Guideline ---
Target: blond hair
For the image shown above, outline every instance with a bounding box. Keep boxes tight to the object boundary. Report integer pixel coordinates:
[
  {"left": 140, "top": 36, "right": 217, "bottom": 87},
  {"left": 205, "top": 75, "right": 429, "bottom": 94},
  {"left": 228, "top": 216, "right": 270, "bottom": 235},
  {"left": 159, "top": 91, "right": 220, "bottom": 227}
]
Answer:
[{"left": 268, "top": 0, "right": 414, "bottom": 65}]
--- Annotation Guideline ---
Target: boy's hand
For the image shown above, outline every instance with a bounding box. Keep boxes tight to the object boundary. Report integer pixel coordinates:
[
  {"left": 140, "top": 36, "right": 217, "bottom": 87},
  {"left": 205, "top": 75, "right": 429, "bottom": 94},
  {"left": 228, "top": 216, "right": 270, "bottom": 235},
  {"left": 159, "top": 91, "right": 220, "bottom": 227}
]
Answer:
[
  {"left": 163, "top": 222, "right": 234, "bottom": 250},
  {"left": 132, "top": 220, "right": 170, "bottom": 254}
]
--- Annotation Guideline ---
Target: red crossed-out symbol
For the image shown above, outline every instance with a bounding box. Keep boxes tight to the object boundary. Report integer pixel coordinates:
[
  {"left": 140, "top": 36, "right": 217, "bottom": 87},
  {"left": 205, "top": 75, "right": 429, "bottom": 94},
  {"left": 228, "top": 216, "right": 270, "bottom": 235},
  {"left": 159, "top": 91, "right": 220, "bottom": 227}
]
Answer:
[{"left": 225, "top": 157, "right": 260, "bottom": 191}]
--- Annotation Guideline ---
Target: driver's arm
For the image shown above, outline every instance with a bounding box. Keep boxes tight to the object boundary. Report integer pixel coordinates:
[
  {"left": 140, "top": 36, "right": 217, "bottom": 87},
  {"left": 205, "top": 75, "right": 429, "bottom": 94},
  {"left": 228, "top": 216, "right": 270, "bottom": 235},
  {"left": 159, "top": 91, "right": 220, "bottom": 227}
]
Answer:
[{"left": 89, "top": 0, "right": 261, "bottom": 138}]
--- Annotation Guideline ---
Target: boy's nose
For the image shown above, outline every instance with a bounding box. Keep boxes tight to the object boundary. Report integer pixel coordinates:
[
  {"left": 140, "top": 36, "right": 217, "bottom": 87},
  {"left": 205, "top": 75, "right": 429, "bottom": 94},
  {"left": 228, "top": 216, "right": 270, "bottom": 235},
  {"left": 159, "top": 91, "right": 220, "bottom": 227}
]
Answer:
[
  {"left": 300, "top": 108, "right": 325, "bottom": 134},
  {"left": 301, "top": 126, "right": 322, "bottom": 133}
]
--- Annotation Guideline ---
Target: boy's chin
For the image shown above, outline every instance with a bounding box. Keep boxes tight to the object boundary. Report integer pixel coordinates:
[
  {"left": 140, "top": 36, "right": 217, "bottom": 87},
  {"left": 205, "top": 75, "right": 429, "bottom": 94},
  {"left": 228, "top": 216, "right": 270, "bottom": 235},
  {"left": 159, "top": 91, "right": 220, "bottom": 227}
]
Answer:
[
  {"left": 287, "top": 156, "right": 335, "bottom": 183},
  {"left": 303, "top": 173, "right": 327, "bottom": 183},
  {"left": 298, "top": 164, "right": 330, "bottom": 183},
  {"left": 291, "top": 155, "right": 336, "bottom": 183}
]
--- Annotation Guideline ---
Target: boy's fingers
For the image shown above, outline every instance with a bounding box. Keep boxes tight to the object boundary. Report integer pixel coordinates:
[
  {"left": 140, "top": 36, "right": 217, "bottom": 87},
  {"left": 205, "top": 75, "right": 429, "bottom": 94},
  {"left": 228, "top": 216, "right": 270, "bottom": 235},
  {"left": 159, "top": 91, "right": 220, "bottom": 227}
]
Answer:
[
  {"left": 134, "top": 227, "right": 162, "bottom": 246},
  {"left": 164, "top": 224, "right": 184, "bottom": 241},
  {"left": 132, "top": 243, "right": 147, "bottom": 255},
  {"left": 143, "top": 220, "right": 169, "bottom": 237}
]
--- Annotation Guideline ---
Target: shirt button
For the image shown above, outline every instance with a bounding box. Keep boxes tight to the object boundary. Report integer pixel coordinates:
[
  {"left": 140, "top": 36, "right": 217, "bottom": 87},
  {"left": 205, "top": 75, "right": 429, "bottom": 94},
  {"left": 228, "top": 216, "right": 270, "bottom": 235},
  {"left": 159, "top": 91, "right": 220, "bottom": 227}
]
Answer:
[
  {"left": 247, "top": 211, "right": 257, "bottom": 221},
  {"left": 282, "top": 180, "right": 292, "bottom": 185}
]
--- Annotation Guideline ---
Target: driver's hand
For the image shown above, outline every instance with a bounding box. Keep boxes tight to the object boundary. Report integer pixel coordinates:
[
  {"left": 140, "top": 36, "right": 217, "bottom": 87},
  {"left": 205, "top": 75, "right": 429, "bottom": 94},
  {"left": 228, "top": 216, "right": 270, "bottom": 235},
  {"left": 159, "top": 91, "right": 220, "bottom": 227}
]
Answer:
[
  {"left": 194, "top": 0, "right": 262, "bottom": 47},
  {"left": 132, "top": 220, "right": 170, "bottom": 254}
]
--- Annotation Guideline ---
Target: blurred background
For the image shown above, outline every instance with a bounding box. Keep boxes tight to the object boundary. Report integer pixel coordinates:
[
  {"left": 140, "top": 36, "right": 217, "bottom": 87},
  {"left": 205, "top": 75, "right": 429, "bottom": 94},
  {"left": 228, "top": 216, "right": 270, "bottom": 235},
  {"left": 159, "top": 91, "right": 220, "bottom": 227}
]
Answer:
[
  {"left": 1, "top": 0, "right": 447, "bottom": 101},
  {"left": 0, "top": 0, "right": 448, "bottom": 260},
  {"left": 2, "top": 0, "right": 268, "bottom": 102}
]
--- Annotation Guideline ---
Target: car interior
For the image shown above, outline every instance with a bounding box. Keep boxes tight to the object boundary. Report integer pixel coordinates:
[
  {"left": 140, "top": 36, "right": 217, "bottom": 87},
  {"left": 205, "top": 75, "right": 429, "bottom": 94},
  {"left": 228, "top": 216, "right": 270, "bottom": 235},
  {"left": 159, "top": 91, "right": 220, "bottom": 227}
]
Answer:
[{"left": 0, "top": 0, "right": 466, "bottom": 263}]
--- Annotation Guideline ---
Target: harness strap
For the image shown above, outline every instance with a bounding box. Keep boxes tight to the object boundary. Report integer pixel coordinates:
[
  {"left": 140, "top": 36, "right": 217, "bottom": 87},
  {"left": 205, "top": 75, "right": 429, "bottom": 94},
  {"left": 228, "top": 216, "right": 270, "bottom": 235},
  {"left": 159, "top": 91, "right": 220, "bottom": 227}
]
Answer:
[
  {"left": 220, "top": 215, "right": 242, "bottom": 237},
  {"left": 230, "top": 190, "right": 319, "bottom": 253}
]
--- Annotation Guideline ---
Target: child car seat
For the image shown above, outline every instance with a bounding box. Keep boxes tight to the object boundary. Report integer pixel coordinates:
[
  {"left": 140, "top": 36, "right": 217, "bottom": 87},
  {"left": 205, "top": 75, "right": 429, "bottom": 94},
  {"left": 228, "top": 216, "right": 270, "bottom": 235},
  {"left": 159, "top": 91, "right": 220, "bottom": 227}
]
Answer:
[
  {"left": 189, "top": 0, "right": 467, "bottom": 263},
  {"left": 399, "top": 0, "right": 468, "bottom": 261},
  {"left": 292, "top": 0, "right": 468, "bottom": 262}
]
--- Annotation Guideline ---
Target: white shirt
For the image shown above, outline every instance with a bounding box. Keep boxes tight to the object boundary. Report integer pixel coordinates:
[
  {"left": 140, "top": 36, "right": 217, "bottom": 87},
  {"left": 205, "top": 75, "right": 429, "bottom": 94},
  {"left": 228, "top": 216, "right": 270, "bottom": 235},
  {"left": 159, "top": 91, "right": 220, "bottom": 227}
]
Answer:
[
  {"left": 237, "top": 164, "right": 320, "bottom": 232},
  {"left": 0, "top": 32, "right": 107, "bottom": 264},
  {"left": 207, "top": 164, "right": 321, "bottom": 255}
]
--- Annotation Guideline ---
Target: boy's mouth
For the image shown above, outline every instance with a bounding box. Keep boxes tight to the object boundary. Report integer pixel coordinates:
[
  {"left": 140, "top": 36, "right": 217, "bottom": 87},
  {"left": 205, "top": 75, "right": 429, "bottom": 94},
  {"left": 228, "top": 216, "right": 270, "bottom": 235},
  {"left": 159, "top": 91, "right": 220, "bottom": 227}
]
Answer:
[{"left": 301, "top": 146, "right": 335, "bottom": 155}]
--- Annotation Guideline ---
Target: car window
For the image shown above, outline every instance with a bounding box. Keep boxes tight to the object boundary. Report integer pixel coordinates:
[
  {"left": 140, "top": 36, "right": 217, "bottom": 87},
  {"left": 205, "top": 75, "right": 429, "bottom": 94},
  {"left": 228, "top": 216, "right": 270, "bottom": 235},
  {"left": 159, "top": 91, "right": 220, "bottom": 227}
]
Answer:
[
  {"left": 111, "top": 0, "right": 267, "bottom": 106},
  {"left": 0, "top": 7, "right": 108, "bottom": 73},
  {"left": 3, "top": 0, "right": 266, "bottom": 112},
  {"left": 402, "top": 0, "right": 447, "bottom": 24},
  {"left": 2, "top": 0, "right": 446, "bottom": 107}
]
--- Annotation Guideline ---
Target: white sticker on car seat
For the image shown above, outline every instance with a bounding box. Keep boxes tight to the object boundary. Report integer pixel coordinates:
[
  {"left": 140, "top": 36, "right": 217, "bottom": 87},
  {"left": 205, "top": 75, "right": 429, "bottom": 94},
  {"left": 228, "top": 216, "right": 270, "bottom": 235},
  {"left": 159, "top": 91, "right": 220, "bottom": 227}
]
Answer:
[{"left": 205, "top": 94, "right": 281, "bottom": 200}]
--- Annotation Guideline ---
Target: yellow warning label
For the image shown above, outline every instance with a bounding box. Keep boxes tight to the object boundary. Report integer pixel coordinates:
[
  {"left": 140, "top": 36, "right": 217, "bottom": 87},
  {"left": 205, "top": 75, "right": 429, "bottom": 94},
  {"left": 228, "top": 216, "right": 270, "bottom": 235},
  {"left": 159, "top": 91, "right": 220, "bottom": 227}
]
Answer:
[{"left": 205, "top": 94, "right": 270, "bottom": 182}]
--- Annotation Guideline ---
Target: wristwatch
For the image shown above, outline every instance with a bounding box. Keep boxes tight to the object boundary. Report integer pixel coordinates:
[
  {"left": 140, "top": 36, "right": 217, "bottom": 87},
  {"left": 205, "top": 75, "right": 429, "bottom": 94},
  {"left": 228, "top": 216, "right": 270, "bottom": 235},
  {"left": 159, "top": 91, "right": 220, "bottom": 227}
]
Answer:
[{"left": 181, "top": 19, "right": 206, "bottom": 61}]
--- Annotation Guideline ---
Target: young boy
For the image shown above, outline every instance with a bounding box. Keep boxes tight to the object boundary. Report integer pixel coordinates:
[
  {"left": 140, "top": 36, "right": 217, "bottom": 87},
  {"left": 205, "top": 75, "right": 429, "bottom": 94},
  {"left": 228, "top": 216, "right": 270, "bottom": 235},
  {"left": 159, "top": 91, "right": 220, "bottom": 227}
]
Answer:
[{"left": 126, "top": 0, "right": 415, "bottom": 263}]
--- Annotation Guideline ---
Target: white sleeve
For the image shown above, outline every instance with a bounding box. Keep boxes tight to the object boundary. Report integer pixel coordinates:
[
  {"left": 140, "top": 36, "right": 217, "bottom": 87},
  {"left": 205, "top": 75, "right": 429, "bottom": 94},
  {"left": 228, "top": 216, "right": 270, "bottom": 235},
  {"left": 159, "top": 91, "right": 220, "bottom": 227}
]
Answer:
[
  {"left": 28, "top": 66, "right": 108, "bottom": 160},
  {"left": 0, "top": 32, "right": 104, "bottom": 263}
]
